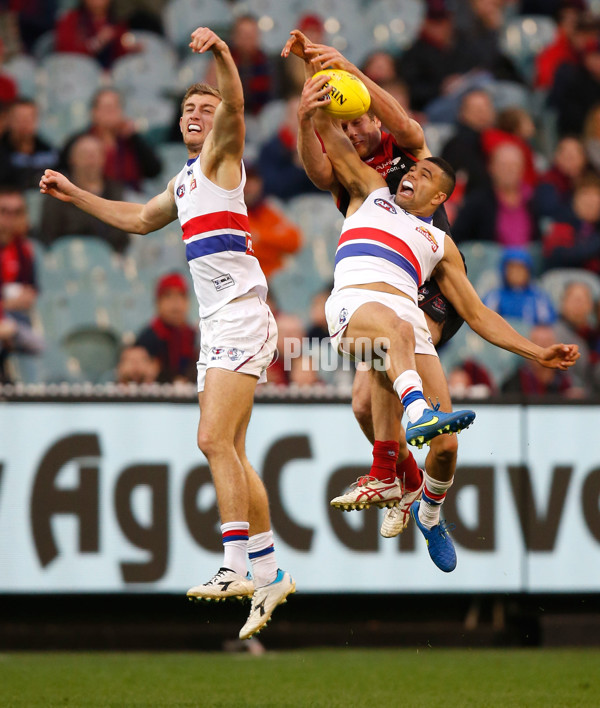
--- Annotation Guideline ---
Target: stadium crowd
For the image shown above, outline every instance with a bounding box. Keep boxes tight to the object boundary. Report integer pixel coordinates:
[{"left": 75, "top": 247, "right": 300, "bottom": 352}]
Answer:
[{"left": 1, "top": 0, "right": 600, "bottom": 397}]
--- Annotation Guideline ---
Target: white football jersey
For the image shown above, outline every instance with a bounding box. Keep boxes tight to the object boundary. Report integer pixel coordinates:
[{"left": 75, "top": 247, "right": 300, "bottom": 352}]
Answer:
[
  {"left": 333, "top": 187, "right": 446, "bottom": 302},
  {"left": 173, "top": 156, "right": 267, "bottom": 318}
]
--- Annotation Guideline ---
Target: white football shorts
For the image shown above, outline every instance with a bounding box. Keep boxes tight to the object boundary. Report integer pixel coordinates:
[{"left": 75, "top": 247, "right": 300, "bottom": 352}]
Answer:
[
  {"left": 325, "top": 287, "right": 437, "bottom": 359},
  {"left": 197, "top": 293, "right": 278, "bottom": 392}
]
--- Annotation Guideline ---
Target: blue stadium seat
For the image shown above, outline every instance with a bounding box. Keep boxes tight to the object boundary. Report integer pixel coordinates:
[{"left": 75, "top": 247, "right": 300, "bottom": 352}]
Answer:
[
  {"left": 163, "top": 0, "right": 233, "bottom": 53},
  {"left": 365, "top": 0, "right": 425, "bottom": 54},
  {"left": 3, "top": 54, "right": 38, "bottom": 99},
  {"left": 423, "top": 123, "right": 456, "bottom": 158},
  {"left": 234, "top": 0, "right": 299, "bottom": 54},
  {"left": 176, "top": 54, "right": 212, "bottom": 93},
  {"left": 459, "top": 242, "right": 503, "bottom": 291},
  {"left": 39, "top": 53, "right": 102, "bottom": 109},
  {"left": 500, "top": 15, "right": 557, "bottom": 82},
  {"left": 61, "top": 325, "right": 121, "bottom": 384},
  {"left": 123, "top": 93, "right": 175, "bottom": 143},
  {"left": 489, "top": 80, "right": 531, "bottom": 112}
]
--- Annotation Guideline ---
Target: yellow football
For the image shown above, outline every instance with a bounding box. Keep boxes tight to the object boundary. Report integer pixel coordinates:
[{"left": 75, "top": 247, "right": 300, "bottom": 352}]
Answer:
[{"left": 313, "top": 69, "right": 371, "bottom": 121}]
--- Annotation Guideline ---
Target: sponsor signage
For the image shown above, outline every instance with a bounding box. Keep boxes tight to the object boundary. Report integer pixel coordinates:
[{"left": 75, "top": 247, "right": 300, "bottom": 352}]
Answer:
[{"left": 0, "top": 403, "right": 599, "bottom": 593}]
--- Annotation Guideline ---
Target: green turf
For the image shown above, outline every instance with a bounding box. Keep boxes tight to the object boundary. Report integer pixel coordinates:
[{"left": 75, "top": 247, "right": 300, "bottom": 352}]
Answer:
[{"left": 0, "top": 648, "right": 599, "bottom": 707}]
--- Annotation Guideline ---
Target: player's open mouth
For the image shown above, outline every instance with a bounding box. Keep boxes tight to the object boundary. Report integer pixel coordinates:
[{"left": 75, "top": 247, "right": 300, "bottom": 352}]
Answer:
[
  {"left": 398, "top": 180, "right": 414, "bottom": 198},
  {"left": 187, "top": 123, "right": 201, "bottom": 133}
]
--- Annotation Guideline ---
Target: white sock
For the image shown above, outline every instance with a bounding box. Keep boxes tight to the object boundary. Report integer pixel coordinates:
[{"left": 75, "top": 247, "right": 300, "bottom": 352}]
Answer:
[
  {"left": 248, "top": 530, "right": 278, "bottom": 587},
  {"left": 418, "top": 472, "right": 454, "bottom": 529},
  {"left": 221, "top": 521, "right": 249, "bottom": 576},
  {"left": 393, "top": 370, "right": 428, "bottom": 422}
]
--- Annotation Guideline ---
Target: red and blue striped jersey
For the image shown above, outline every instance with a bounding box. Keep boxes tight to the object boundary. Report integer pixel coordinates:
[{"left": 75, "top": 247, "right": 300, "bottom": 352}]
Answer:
[
  {"left": 173, "top": 156, "right": 267, "bottom": 318},
  {"left": 333, "top": 187, "right": 446, "bottom": 302}
]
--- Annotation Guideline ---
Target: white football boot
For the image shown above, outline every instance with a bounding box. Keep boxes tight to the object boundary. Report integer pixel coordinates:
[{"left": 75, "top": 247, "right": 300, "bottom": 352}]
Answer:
[
  {"left": 239, "top": 569, "right": 296, "bottom": 640},
  {"left": 330, "top": 475, "right": 402, "bottom": 510},
  {"left": 380, "top": 476, "right": 425, "bottom": 537},
  {"left": 187, "top": 567, "right": 254, "bottom": 602}
]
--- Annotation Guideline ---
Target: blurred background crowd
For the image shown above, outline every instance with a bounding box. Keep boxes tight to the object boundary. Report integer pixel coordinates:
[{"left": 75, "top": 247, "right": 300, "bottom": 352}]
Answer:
[{"left": 2, "top": 0, "right": 600, "bottom": 399}]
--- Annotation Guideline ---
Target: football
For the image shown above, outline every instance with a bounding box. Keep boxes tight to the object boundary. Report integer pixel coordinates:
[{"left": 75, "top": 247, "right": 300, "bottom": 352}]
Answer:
[{"left": 313, "top": 69, "right": 371, "bottom": 120}]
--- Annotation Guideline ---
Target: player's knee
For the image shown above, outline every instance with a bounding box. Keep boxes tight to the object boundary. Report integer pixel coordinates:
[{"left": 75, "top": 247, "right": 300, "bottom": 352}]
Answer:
[
  {"left": 197, "top": 426, "right": 229, "bottom": 459},
  {"left": 430, "top": 433, "right": 458, "bottom": 465},
  {"left": 352, "top": 390, "right": 372, "bottom": 429},
  {"left": 388, "top": 317, "right": 415, "bottom": 347}
]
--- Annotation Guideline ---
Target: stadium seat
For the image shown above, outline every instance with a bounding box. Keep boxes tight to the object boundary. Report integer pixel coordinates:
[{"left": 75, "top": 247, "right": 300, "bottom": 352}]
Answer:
[
  {"left": 3, "top": 54, "right": 38, "bottom": 99},
  {"left": 233, "top": 0, "right": 298, "bottom": 54},
  {"left": 25, "top": 189, "right": 44, "bottom": 232},
  {"left": 39, "top": 53, "right": 102, "bottom": 110},
  {"left": 123, "top": 93, "right": 175, "bottom": 143},
  {"left": 439, "top": 319, "right": 528, "bottom": 389},
  {"left": 176, "top": 54, "right": 211, "bottom": 93},
  {"left": 489, "top": 81, "right": 530, "bottom": 112},
  {"left": 61, "top": 325, "right": 121, "bottom": 383},
  {"left": 269, "top": 248, "right": 329, "bottom": 323},
  {"left": 423, "top": 123, "right": 456, "bottom": 158},
  {"left": 457, "top": 242, "right": 503, "bottom": 290},
  {"left": 538, "top": 269, "right": 600, "bottom": 310},
  {"left": 163, "top": 0, "right": 233, "bottom": 53},
  {"left": 45, "top": 236, "right": 118, "bottom": 279},
  {"left": 500, "top": 15, "right": 557, "bottom": 82},
  {"left": 365, "top": 0, "right": 425, "bottom": 53},
  {"left": 112, "top": 53, "right": 177, "bottom": 99},
  {"left": 32, "top": 31, "right": 55, "bottom": 60}
]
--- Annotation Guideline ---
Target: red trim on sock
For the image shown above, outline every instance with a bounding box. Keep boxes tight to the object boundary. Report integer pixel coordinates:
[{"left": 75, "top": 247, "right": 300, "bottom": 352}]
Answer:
[
  {"left": 370, "top": 440, "right": 400, "bottom": 482},
  {"left": 423, "top": 485, "right": 447, "bottom": 502},
  {"left": 396, "top": 451, "right": 423, "bottom": 491}
]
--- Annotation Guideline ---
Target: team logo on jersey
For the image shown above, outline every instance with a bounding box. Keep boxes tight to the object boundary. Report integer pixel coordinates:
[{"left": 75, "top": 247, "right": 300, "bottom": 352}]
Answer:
[
  {"left": 176, "top": 184, "right": 185, "bottom": 198},
  {"left": 338, "top": 308, "right": 349, "bottom": 325},
  {"left": 210, "top": 347, "right": 227, "bottom": 361},
  {"left": 190, "top": 178, "right": 197, "bottom": 192},
  {"left": 227, "top": 348, "right": 244, "bottom": 362},
  {"left": 416, "top": 225, "right": 438, "bottom": 252},
  {"left": 374, "top": 198, "right": 397, "bottom": 214},
  {"left": 388, "top": 156, "right": 407, "bottom": 174}
]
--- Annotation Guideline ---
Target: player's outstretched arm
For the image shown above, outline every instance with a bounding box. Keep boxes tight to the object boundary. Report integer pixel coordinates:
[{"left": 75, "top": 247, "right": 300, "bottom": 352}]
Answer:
[
  {"left": 434, "top": 237, "right": 580, "bottom": 370},
  {"left": 40, "top": 170, "right": 178, "bottom": 234},
  {"left": 304, "top": 43, "right": 428, "bottom": 158},
  {"left": 297, "top": 74, "right": 339, "bottom": 194},
  {"left": 309, "top": 77, "right": 385, "bottom": 210},
  {"left": 190, "top": 27, "right": 244, "bottom": 163}
]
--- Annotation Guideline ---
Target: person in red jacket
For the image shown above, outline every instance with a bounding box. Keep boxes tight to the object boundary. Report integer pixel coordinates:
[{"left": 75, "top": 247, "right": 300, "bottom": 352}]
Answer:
[{"left": 55, "top": 0, "right": 136, "bottom": 69}]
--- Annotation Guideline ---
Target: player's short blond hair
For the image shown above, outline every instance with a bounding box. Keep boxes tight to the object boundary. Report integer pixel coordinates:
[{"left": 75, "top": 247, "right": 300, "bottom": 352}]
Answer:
[{"left": 180, "top": 83, "right": 221, "bottom": 113}]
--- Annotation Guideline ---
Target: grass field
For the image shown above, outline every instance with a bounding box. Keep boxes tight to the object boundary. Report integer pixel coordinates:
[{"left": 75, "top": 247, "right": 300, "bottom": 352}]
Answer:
[{"left": 1, "top": 648, "right": 599, "bottom": 708}]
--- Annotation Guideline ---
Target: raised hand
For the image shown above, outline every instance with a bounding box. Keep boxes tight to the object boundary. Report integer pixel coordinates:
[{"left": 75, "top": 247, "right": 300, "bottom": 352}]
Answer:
[
  {"left": 305, "top": 44, "right": 351, "bottom": 72},
  {"left": 281, "top": 30, "right": 315, "bottom": 61},
  {"left": 39, "top": 169, "right": 77, "bottom": 203},
  {"left": 189, "top": 27, "right": 226, "bottom": 55},
  {"left": 298, "top": 73, "right": 332, "bottom": 121}
]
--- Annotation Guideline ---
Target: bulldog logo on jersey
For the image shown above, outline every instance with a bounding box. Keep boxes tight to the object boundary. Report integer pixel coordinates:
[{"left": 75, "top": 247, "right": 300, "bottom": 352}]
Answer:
[
  {"left": 227, "top": 348, "right": 244, "bottom": 362},
  {"left": 374, "top": 198, "right": 397, "bottom": 214},
  {"left": 177, "top": 184, "right": 185, "bottom": 198},
  {"left": 416, "top": 225, "right": 438, "bottom": 252}
]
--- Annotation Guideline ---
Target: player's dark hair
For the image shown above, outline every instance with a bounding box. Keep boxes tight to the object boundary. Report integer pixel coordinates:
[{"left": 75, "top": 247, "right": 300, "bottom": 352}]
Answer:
[{"left": 425, "top": 156, "right": 456, "bottom": 201}]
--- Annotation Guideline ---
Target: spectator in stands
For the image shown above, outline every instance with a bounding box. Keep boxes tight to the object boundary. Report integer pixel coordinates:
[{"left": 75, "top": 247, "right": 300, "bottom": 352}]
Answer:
[
  {"left": 0, "top": 188, "right": 36, "bottom": 318},
  {"left": 0, "top": 99, "right": 58, "bottom": 190},
  {"left": 549, "top": 31, "right": 600, "bottom": 136},
  {"left": 534, "top": 136, "right": 588, "bottom": 225},
  {"left": 267, "top": 308, "right": 305, "bottom": 386},
  {"left": 441, "top": 89, "right": 496, "bottom": 195},
  {"left": 542, "top": 175, "right": 600, "bottom": 274},
  {"left": 258, "top": 95, "right": 321, "bottom": 201},
  {"left": 453, "top": 142, "right": 539, "bottom": 246},
  {"left": 136, "top": 272, "right": 198, "bottom": 384},
  {"left": 399, "top": 3, "right": 474, "bottom": 113},
  {"left": 289, "top": 354, "right": 322, "bottom": 387},
  {"left": 501, "top": 323, "right": 584, "bottom": 396},
  {"left": 482, "top": 106, "right": 538, "bottom": 188},
  {"left": 361, "top": 51, "right": 399, "bottom": 85},
  {"left": 55, "top": 0, "right": 138, "bottom": 69},
  {"left": 534, "top": 0, "right": 587, "bottom": 90},
  {"left": 205, "top": 15, "right": 274, "bottom": 115},
  {"left": 115, "top": 343, "right": 159, "bottom": 384},
  {"left": 582, "top": 102, "right": 600, "bottom": 174},
  {"left": 483, "top": 248, "right": 557, "bottom": 325},
  {"left": 244, "top": 164, "right": 302, "bottom": 280},
  {"left": 0, "top": 39, "right": 17, "bottom": 105},
  {"left": 453, "top": 0, "right": 521, "bottom": 83},
  {"left": 553, "top": 280, "right": 596, "bottom": 385},
  {"left": 60, "top": 88, "right": 162, "bottom": 192},
  {"left": 305, "top": 286, "right": 331, "bottom": 341},
  {"left": 447, "top": 358, "right": 495, "bottom": 399},
  {"left": 113, "top": 0, "right": 168, "bottom": 34},
  {"left": 40, "top": 134, "right": 130, "bottom": 252}
]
